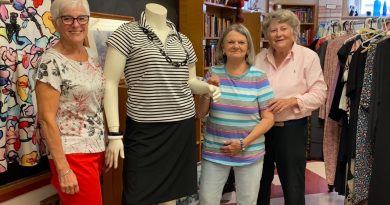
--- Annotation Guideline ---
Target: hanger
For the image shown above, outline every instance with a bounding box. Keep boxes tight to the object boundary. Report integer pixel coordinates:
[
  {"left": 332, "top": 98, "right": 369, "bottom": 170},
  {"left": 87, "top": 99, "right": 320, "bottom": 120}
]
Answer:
[
  {"left": 382, "top": 18, "right": 388, "bottom": 31},
  {"left": 364, "top": 18, "right": 372, "bottom": 29},
  {"left": 349, "top": 20, "right": 356, "bottom": 33},
  {"left": 376, "top": 17, "right": 382, "bottom": 30},
  {"left": 361, "top": 27, "right": 387, "bottom": 48}
]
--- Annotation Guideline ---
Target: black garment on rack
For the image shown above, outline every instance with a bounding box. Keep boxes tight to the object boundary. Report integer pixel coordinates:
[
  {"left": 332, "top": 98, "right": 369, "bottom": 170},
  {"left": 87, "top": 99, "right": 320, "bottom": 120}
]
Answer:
[
  {"left": 329, "top": 40, "right": 354, "bottom": 194},
  {"left": 317, "top": 41, "right": 329, "bottom": 70},
  {"left": 306, "top": 40, "right": 328, "bottom": 160},
  {"left": 368, "top": 39, "right": 390, "bottom": 205},
  {"left": 328, "top": 40, "right": 354, "bottom": 122},
  {"left": 345, "top": 46, "right": 367, "bottom": 159}
]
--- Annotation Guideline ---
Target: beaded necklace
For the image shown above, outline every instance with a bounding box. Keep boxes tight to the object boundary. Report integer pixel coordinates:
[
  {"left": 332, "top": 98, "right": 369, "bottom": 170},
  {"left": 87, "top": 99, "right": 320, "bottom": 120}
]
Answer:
[{"left": 141, "top": 27, "right": 189, "bottom": 67}]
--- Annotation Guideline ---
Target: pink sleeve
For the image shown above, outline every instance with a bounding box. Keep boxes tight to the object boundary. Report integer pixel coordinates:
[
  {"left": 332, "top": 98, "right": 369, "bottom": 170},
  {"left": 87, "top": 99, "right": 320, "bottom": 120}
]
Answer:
[{"left": 294, "top": 54, "right": 327, "bottom": 113}]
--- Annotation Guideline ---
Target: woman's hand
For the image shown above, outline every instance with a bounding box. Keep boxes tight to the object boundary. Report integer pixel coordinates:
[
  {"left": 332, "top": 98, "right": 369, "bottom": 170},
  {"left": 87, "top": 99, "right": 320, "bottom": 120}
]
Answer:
[
  {"left": 268, "top": 98, "right": 298, "bottom": 113},
  {"left": 207, "top": 75, "right": 221, "bottom": 100},
  {"left": 58, "top": 169, "right": 79, "bottom": 195},
  {"left": 207, "top": 75, "right": 220, "bottom": 87},
  {"left": 220, "top": 139, "right": 242, "bottom": 156}
]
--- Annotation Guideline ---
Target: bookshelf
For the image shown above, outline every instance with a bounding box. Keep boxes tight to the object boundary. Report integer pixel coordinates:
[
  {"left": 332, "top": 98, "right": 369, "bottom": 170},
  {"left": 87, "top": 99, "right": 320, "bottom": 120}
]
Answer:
[
  {"left": 179, "top": 0, "right": 262, "bottom": 160},
  {"left": 279, "top": 4, "right": 317, "bottom": 46}
]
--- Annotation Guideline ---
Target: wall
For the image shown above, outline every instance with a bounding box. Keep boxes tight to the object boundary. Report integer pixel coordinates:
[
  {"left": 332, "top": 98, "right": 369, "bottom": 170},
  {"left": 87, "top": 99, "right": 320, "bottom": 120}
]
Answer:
[
  {"left": 89, "top": 0, "right": 178, "bottom": 26},
  {"left": 0, "top": 185, "right": 56, "bottom": 205},
  {"left": 273, "top": 0, "right": 317, "bottom": 5},
  {"left": 270, "top": 0, "right": 345, "bottom": 26},
  {"left": 318, "top": 0, "right": 343, "bottom": 22}
]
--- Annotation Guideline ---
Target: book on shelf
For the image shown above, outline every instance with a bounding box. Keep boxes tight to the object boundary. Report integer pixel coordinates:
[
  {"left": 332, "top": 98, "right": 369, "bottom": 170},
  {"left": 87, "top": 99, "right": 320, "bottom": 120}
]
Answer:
[
  {"left": 203, "top": 39, "right": 219, "bottom": 67},
  {"left": 204, "top": 14, "right": 232, "bottom": 38},
  {"left": 204, "top": 0, "right": 230, "bottom": 6}
]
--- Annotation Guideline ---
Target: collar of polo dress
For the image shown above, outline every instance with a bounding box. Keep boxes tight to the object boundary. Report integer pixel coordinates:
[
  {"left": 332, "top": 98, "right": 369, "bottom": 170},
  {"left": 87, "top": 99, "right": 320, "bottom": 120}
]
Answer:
[{"left": 141, "top": 27, "right": 189, "bottom": 67}]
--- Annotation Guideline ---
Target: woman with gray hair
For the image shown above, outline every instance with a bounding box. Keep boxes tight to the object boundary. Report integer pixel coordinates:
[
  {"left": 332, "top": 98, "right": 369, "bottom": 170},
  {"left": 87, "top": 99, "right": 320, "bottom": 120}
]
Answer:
[
  {"left": 254, "top": 9, "right": 327, "bottom": 205},
  {"left": 35, "top": 0, "right": 105, "bottom": 204},
  {"left": 197, "top": 24, "right": 275, "bottom": 205}
]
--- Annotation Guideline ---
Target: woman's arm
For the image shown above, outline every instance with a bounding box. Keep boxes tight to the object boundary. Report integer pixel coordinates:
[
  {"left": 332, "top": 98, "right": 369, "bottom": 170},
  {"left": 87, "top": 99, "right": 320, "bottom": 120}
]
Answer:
[
  {"left": 221, "top": 109, "right": 274, "bottom": 155},
  {"left": 195, "top": 94, "right": 211, "bottom": 119},
  {"left": 36, "top": 81, "right": 79, "bottom": 194},
  {"left": 195, "top": 74, "right": 220, "bottom": 118},
  {"left": 294, "top": 55, "right": 327, "bottom": 112},
  {"left": 242, "top": 109, "right": 274, "bottom": 147}
]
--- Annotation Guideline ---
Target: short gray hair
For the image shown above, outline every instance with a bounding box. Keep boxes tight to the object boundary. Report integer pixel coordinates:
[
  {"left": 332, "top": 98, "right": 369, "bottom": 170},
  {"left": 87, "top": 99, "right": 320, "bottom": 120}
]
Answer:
[
  {"left": 50, "top": 0, "right": 90, "bottom": 20},
  {"left": 216, "top": 24, "right": 255, "bottom": 65},
  {"left": 262, "top": 9, "right": 300, "bottom": 41}
]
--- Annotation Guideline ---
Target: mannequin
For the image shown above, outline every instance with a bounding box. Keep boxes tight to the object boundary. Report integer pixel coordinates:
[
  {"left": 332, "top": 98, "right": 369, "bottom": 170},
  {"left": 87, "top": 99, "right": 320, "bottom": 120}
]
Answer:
[{"left": 103, "top": 3, "right": 220, "bottom": 205}]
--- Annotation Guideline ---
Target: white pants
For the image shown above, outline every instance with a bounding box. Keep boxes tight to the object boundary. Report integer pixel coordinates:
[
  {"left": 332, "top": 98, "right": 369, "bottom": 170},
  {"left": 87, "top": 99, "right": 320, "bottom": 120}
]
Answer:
[{"left": 199, "top": 159, "right": 263, "bottom": 205}]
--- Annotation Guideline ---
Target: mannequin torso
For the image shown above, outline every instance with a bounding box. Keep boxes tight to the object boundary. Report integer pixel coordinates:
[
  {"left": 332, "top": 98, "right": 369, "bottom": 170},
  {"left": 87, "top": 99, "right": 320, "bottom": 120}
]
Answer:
[
  {"left": 103, "top": 2, "right": 220, "bottom": 174},
  {"left": 145, "top": 3, "right": 170, "bottom": 45}
]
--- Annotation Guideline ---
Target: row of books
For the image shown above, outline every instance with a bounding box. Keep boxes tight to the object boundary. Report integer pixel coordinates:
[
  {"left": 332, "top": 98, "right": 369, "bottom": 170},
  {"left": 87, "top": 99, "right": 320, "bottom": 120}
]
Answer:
[
  {"left": 289, "top": 8, "right": 313, "bottom": 23},
  {"left": 205, "top": 0, "right": 230, "bottom": 5},
  {"left": 204, "top": 14, "right": 233, "bottom": 38},
  {"left": 203, "top": 39, "right": 219, "bottom": 67},
  {"left": 298, "top": 28, "right": 313, "bottom": 45}
]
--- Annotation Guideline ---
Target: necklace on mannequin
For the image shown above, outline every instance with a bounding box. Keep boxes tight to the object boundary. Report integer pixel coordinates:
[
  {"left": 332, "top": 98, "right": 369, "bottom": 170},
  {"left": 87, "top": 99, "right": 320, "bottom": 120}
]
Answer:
[{"left": 141, "top": 27, "right": 189, "bottom": 67}]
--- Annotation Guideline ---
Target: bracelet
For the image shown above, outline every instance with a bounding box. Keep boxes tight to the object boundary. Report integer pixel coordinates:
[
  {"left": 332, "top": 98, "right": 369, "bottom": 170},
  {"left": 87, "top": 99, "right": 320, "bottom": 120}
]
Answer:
[
  {"left": 239, "top": 139, "right": 246, "bottom": 151},
  {"left": 59, "top": 168, "right": 72, "bottom": 178},
  {"left": 107, "top": 135, "right": 123, "bottom": 140},
  {"left": 107, "top": 131, "right": 124, "bottom": 140},
  {"left": 108, "top": 131, "right": 123, "bottom": 136}
]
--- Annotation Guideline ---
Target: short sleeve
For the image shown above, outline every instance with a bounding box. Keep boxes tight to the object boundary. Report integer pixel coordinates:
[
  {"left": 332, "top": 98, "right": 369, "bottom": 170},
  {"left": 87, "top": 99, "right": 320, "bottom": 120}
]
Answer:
[
  {"left": 106, "top": 23, "right": 133, "bottom": 57},
  {"left": 36, "top": 53, "right": 62, "bottom": 92},
  {"left": 257, "top": 72, "right": 274, "bottom": 111},
  {"left": 180, "top": 33, "right": 198, "bottom": 65}
]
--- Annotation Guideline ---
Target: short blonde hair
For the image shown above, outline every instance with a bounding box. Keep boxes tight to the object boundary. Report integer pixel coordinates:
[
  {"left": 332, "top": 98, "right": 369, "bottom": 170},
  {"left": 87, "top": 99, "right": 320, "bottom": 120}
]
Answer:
[
  {"left": 262, "top": 9, "right": 300, "bottom": 41},
  {"left": 50, "top": 0, "right": 90, "bottom": 19},
  {"left": 216, "top": 24, "right": 255, "bottom": 65}
]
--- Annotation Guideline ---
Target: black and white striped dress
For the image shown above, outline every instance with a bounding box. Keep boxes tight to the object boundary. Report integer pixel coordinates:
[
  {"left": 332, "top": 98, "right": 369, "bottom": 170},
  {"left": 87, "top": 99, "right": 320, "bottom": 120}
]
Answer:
[{"left": 107, "top": 12, "right": 197, "bottom": 204}]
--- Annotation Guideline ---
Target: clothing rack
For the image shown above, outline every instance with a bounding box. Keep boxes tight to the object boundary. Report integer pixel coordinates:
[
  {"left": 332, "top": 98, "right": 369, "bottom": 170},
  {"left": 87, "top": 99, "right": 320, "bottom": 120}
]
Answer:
[{"left": 318, "top": 17, "right": 390, "bottom": 38}]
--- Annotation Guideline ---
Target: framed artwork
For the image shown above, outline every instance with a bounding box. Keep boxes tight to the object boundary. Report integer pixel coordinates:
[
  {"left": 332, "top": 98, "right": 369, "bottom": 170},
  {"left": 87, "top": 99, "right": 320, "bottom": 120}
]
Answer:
[
  {"left": 87, "top": 12, "right": 134, "bottom": 66},
  {"left": 247, "top": 0, "right": 269, "bottom": 12},
  {"left": 0, "top": 0, "right": 11, "bottom": 4},
  {"left": 87, "top": 12, "right": 134, "bottom": 86}
]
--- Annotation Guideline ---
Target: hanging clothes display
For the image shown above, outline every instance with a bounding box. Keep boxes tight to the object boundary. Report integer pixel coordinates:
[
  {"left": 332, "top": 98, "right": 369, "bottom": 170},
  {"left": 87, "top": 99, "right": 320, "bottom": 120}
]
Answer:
[
  {"left": 315, "top": 18, "right": 390, "bottom": 205},
  {"left": 321, "top": 32, "right": 352, "bottom": 190},
  {"left": 0, "top": 0, "right": 57, "bottom": 173}
]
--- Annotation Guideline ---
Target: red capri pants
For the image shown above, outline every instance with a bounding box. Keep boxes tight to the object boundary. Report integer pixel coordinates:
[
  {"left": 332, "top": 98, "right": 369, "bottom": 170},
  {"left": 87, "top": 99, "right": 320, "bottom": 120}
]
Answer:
[{"left": 49, "top": 152, "right": 104, "bottom": 205}]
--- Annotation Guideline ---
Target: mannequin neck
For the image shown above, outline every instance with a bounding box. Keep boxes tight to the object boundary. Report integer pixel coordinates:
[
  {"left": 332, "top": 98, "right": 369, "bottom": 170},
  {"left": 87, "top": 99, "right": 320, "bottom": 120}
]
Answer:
[{"left": 145, "top": 3, "right": 169, "bottom": 31}]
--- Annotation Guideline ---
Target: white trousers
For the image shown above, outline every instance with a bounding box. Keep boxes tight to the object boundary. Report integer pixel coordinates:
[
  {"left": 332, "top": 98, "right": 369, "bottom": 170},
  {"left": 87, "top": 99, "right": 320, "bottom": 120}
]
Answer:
[{"left": 199, "top": 159, "right": 263, "bottom": 205}]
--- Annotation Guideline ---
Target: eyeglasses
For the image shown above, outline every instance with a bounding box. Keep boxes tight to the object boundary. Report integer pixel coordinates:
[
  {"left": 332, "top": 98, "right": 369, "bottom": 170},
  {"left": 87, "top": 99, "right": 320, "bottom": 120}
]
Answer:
[{"left": 59, "top": 15, "right": 89, "bottom": 25}]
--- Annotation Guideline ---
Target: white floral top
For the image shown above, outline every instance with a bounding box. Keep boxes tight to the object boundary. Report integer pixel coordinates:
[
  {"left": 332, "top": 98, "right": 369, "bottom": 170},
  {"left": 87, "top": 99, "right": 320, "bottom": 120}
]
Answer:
[{"left": 36, "top": 47, "right": 105, "bottom": 154}]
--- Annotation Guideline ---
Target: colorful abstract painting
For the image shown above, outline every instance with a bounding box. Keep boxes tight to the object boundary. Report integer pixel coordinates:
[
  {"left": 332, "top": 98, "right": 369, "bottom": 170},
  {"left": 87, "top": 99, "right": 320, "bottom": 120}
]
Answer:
[{"left": 0, "top": 0, "right": 58, "bottom": 173}]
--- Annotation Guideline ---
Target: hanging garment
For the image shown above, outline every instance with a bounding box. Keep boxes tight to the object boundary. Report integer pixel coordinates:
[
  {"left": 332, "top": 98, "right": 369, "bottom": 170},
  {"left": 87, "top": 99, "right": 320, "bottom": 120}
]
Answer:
[
  {"left": 0, "top": 0, "right": 55, "bottom": 173},
  {"left": 322, "top": 35, "right": 352, "bottom": 186},
  {"left": 368, "top": 39, "right": 390, "bottom": 205},
  {"left": 353, "top": 44, "right": 376, "bottom": 204}
]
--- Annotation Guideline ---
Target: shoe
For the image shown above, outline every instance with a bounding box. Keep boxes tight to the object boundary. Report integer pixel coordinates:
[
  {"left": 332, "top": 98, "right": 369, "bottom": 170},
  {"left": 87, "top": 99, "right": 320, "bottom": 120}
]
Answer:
[
  {"left": 328, "top": 184, "right": 334, "bottom": 192},
  {"left": 221, "top": 191, "right": 233, "bottom": 203}
]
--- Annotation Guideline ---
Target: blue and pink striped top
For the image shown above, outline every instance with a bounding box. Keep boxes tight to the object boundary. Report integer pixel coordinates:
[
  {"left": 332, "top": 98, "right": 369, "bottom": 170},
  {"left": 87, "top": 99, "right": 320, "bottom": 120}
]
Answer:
[{"left": 202, "top": 65, "right": 274, "bottom": 166}]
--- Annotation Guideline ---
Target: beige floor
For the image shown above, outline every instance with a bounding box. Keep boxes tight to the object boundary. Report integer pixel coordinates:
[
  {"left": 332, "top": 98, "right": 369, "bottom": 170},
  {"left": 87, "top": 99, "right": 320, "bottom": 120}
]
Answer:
[
  {"left": 270, "top": 192, "right": 345, "bottom": 205},
  {"left": 222, "top": 192, "right": 345, "bottom": 205},
  {"left": 221, "top": 161, "right": 346, "bottom": 205}
]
